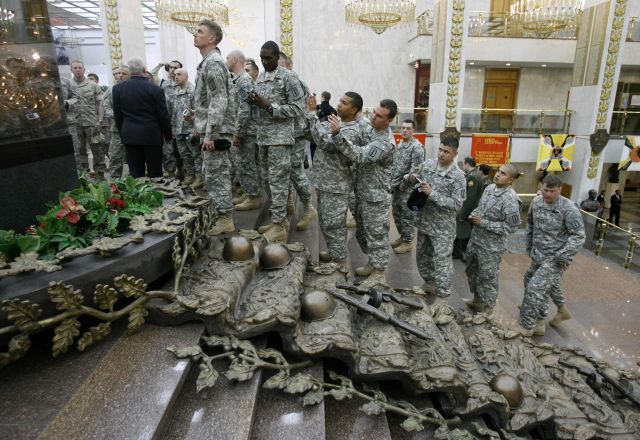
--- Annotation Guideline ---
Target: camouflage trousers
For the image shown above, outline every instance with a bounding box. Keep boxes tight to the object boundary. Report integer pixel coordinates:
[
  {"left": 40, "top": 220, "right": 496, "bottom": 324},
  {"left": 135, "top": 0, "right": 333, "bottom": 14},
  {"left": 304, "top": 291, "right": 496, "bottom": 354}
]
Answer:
[
  {"left": 465, "top": 243, "right": 502, "bottom": 308},
  {"left": 107, "top": 131, "right": 125, "bottom": 179},
  {"left": 391, "top": 187, "right": 416, "bottom": 242},
  {"left": 203, "top": 148, "right": 233, "bottom": 215},
  {"left": 416, "top": 231, "right": 455, "bottom": 297},
  {"left": 175, "top": 136, "right": 199, "bottom": 177},
  {"left": 290, "top": 138, "right": 311, "bottom": 204},
  {"left": 519, "top": 260, "right": 566, "bottom": 329},
  {"left": 259, "top": 144, "right": 292, "bottom": 223},
  {"left": 354, "top": 198, "right": 390, "bottom": 270},
  {"left": 72, "top": 125, "right": 106, "bottom": 173},
  {"left": 234, "top": 136, "right": 261, "bottom": 197},
  {"left": 317, "top": 190, "right": 350, "bottom": 261},
  {"left": 162, "top": 139, "right": 177, "bottom": 172}
]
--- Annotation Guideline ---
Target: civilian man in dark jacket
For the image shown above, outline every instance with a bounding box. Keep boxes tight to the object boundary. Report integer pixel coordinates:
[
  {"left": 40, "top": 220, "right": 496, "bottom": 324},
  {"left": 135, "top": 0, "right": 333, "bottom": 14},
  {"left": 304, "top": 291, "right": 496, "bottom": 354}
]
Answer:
[{"left": 113, "top": 56, "right": 172, "bottom": 178}]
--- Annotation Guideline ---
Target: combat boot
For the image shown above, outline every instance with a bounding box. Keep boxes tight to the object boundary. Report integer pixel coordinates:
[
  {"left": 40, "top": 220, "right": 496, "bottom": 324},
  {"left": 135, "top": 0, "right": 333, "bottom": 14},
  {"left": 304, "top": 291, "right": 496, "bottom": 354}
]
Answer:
[
  {"left": 319, "top": 251, "right": 332, "bottom": 262},
  {"left": 176, "top": 167, "right": 185, "bottom": 180},
  {"left": 190, "top": 174, "right": 204, "bottom": 189},
  {"left": 207, "top": 215, "right": 235, "bottom": 236},
  {"left": 286, "top": 192, "right": 296, "bottom": 215},
  {"left": 182, "top": 175, "right": 195, "bottom": 186},
  {"left": 163, "top": 170, "right": 175, "bottom": 178},
  {"left": 533, "top": 319, "right": 546, "bottom": 336},
  {"left": 513, "top": 325, "right": 534, "bottom": 337},
  {"left": 421, "top": 281, "right": 437, "bottom": 294},
  {"left": 264, "top": 221, "right": 288, "bottom": 243},
  {"left": 393, "top": 240, "right": 414, "bottom": 254},
  {"left": 361, "top": 269, "right": 387, "bottom": 288},
  {"left": 258, "top": 223, "right": 273, "bottom": 234},
  {"left": 235, "top": 196, "right": 261, "bottom": 211},
  {"left": 296, "top": 201, "right": 317, "bottom": 230},
  {"left": 334, "top": 259, "right": 348, "bottom": 274},
  {"left": 390, "top": 238, "right": 404, "bottom": 248},
  {"left": 549, "top": 305, "right": 572, "bottom": 327},
  {"left": 355, "top": 262, "right": 374, "bottom": 277},
  {"left": 464, "top": 294, "right": 487, "bottom": 313}
]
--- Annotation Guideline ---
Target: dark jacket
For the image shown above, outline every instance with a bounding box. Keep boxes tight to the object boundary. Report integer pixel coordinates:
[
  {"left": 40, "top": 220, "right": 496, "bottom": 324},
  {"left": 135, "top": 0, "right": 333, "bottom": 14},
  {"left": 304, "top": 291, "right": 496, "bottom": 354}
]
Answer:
[
  {"left": 316, "top": 101, "right": 337, "bottom": 122},
  {"left": 113, "top": 75, "right": 172, "bottom": 146},
  {"left": 456, "top": 168, "right": 484, "bottom": 239},
  {"left": 610, "top": 193, "right": 622, "bottom": 212}
]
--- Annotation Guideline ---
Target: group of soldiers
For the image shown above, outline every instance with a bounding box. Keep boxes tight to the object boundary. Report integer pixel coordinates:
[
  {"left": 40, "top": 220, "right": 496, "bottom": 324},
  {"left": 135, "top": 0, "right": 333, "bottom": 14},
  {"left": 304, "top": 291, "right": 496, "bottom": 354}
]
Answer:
[{"left": 64, "top": 19, "right": 587, "bottom": 337}]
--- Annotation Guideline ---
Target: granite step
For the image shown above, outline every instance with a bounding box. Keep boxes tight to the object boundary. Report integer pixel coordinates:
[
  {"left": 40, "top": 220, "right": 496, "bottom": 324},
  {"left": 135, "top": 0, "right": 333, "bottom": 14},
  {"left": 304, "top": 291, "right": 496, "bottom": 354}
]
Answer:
[
  {"left": 162, "top": 337, "right": 267, "bottom": 440},
  {"left": 39, "top": 322, "right": 204, "bottom": 440},
  {"left": 249, "top": 360, "right": 326, "bottom": 440}
]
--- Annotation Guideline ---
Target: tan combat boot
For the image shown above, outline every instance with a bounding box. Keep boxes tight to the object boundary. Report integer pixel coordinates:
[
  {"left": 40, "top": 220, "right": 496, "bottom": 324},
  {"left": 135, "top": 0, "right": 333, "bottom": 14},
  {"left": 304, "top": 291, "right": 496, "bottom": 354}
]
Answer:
[
  {"left": 232, "top": 190, "right": 246, "bottom": 205},
  {"left": 296, "top": 201, "right": 317, "bottom": 231},
  {"left": 390, "top": 238, "right": 403, "bottom": 248},
  {"left": 182, "top": 175, "right": 195, "bottom": 186},
  {"left": 393, "top": 240, "right": 414, "bottom": 254},
  {"left": 319, "top": 251, "right": 332, "bottom": 262},
  {"left": 549, "top": 305, "right": 572, "bottom": 327},
  {"left": 207, "top": 215, "right": 235, "bottom": 236},
  {"left": 190, "top": 174, "right": 204, "bottom": 189},
  {"left": 355, "top": 262, "right": 374, "bottom": 277},
  {"left": 533, "top": 319, "right": 546, "bottom": 336},
  {"left": 464, "top": 294, "right": 486, "bottom": 313},
  {"left": 334, "top": 259, "right": 348, "bottom": 274},
  {"left": 361, "top": 269, "right": 386, "bottom": 288},
  {"left": 263, "top": 221, "right": 288, "bottom": 243},
  {"left": 258, "top": 223, "right": 273, "bottom": 234},
  {"left": 286, "top": 192, "right": 296, "bottom": 216},
  {"left": 514, "top": 325, "right": 534, "bottom": 337},
  {"left": 421, "top": 281, "right": 437, "bottom": 295},
  {"left": 235, "top": 196, "right": 261, "bottom": 211}
]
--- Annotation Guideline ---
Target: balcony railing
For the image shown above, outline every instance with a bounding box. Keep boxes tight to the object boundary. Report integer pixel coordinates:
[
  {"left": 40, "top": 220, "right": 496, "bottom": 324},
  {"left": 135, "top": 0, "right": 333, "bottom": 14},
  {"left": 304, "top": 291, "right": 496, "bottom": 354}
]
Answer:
[
  {"left": 610, "top": 110, "right": 640, "bottom": 136},
  {"left": 628, "top": 17, "right": 640, "bottom": 42},
  {"left": 461, "top": 108, "right": 573, "bottom": 135},
  {"left": 362, "top": 107, "right": 429, "bottom": 132},
  {"left": 467, "top": 11, "right": 580, "bottom": 39},
  {"left": 415, "top": 10, "right": 432, "bottom": 37}
]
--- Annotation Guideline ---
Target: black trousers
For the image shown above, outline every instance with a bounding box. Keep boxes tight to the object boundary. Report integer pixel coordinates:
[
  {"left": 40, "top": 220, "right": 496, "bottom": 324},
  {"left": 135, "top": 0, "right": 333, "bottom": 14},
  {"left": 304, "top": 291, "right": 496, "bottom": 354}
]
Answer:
[
  {"left": 125, "top": 144, "right": 163, "bottom": 178},
  {"left": 609, "top": 209, "right": 621, "bottom": 226}
]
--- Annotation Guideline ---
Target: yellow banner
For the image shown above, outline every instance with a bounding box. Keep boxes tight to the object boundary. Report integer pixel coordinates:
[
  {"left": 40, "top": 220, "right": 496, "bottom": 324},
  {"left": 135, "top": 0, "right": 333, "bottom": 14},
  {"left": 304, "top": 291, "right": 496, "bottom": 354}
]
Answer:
[{"left": 536, "top": 134, "right": 575, "bottom": 172}]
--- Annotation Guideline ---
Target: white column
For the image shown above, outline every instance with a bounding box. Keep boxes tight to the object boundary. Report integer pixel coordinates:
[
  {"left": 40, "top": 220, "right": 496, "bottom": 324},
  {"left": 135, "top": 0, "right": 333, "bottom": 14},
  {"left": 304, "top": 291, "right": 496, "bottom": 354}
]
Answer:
[{"left": 99, "top": 0, "right": 146, "bottom": 69}]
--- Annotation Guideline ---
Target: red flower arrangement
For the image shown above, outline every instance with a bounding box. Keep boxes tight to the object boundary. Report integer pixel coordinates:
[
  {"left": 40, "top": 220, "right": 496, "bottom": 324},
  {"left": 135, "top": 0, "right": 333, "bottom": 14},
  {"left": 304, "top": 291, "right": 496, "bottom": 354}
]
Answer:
[
  {"left": 55, "top": 196, "right": 87, "bottom": 224},
  {"left": 107, "top": 197, "right": 127, "bottom": 210}
]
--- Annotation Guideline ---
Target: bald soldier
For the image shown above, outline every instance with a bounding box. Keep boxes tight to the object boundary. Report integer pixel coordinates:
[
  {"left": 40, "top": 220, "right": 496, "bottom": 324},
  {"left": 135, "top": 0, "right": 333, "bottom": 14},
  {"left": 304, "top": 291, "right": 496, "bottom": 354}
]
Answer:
[
  {"left": 464, "top": 164, "right": 522, "bottom": 313},
  {"left": 167, "top": 68, "right": 198, "bottom": 185}
]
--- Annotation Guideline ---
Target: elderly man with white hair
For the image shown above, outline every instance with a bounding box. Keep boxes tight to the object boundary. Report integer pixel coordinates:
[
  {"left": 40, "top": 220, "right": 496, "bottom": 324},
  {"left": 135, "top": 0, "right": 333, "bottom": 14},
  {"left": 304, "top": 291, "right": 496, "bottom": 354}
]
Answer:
[{"left": 112, "top": 56, "right": 172, "bottom": 178}]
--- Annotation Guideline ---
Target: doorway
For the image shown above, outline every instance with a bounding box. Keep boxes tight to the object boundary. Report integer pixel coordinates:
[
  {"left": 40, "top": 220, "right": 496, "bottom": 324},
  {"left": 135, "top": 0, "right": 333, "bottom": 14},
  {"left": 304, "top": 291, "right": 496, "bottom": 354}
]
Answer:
[{"left": 482, "top": 68, "right": 519, "bottom": 132}]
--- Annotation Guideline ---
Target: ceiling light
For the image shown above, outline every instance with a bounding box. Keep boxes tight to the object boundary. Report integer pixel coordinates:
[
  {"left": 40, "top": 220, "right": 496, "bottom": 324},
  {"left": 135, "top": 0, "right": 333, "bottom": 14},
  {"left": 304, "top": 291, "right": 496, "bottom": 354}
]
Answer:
[
  {"left": 505, "top": 63, "right": 511, "bottom": 66},
  {"left": 345, "top": 0, "right": 416, "bottom": 35},
  {"left": 469, "top": 62, "right": 475, "bottom": 65},
  {"left": 541, "top": 64, "right": 547, "bottom": 67}
]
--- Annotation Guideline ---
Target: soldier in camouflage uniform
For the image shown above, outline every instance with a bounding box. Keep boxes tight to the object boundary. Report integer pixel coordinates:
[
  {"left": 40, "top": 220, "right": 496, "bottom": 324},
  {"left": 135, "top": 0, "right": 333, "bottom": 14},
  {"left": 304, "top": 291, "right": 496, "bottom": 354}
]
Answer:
[
  {"left": 103, "top": 66, "right": 129, "bottom": 178},
  {"left": 518, "top": 174, "right": 585, "bottom": 336},
  {"left": 464, "top": 164, "right": 521, "bottom": 313},
  {"left": 279, "top": 53, "right": 317, "bottom": 230},
  {"left": 405, "top": 138, "right": 466, "bottom": 298},
  {"left": 167, "top": 68, "right": 197, "bottom": 185},
  {"left": 193, "top": 20, "right": 237, "bottom": 236},
  {"left": 226, "top": 50, "right": 261, "bottom": 210},
  {"left": 329, "top": 100, "right": 397, "bottom": 285},
  {"left": 250, "top": 41, "right": 305, "bottom": 243},
  {"left": 305, "top": 92, "right": 364, "bottom": 267},
  {"left": 65, "top": 60, "right": 105, "bottom": 178},
  {"left": 390, "top": 119, "right": 425, "bottom": 254},
  {"left": 160, "top": 61, "right": 182, "bottom": 177}
]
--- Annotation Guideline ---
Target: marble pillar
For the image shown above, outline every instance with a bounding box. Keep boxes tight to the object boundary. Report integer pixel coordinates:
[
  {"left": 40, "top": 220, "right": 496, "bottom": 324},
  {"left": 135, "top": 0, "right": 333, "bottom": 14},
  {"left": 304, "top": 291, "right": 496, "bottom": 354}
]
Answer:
[
  {"left": 99, "top": 0, "right": 146, "bottom": 70},
  {"left": 426, "top": 0, "right": 469, "bottom": 154},
  {"left": 564, "top": 0, "right": 631, "bottom": 202}
]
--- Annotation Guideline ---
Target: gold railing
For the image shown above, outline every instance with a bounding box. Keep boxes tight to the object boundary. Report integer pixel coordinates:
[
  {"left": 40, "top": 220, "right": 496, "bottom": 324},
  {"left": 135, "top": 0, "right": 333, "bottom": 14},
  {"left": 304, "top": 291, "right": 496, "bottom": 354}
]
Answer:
[
  {"left": 416, "top": 10, "right": 432, "bottom": 36},
  {"left": 627, "top": 17, "right": 640, "bottom": 42},
  {"left": 467, "top": 11, "right": 579, "bottom": 39},
  {"left": 610, "top": 110, "right": 640, "bottom": 136},
  {"left": 461, "top": 108, "right": 573, "bottom": 135},
  {"left": 362, "top": 107, "right": 429, "bottom": 132}
]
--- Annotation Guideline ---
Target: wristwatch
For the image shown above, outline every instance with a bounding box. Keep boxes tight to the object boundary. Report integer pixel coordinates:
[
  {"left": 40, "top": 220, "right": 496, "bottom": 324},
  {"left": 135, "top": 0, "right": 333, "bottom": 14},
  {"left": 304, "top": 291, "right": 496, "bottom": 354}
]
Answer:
[{"left": 267, "top": 105, "right": 274, "bottom": 115}]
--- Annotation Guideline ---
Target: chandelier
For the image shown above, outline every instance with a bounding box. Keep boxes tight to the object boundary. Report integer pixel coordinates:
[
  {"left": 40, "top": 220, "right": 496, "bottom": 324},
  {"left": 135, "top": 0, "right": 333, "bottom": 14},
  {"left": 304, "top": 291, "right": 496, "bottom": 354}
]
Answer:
[
  {"left": 155, "top": 0, "right": 229, "bottom": 33},
  {"left": 56, "top": 29, "right": 84, "bottom": 48},
  {"left": 345, "top": 0, "right": 416, "bottom": 35},
  {"left": 509, "top": 0, "right": 584, "bottom": 38}
]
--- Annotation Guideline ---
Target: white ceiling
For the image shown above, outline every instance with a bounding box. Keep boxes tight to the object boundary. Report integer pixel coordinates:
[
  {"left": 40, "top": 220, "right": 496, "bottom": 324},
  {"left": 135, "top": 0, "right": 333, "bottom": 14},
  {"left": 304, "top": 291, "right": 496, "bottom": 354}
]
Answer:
[{"left": 46, "top": 0, "right": 158, "bottom": 29}]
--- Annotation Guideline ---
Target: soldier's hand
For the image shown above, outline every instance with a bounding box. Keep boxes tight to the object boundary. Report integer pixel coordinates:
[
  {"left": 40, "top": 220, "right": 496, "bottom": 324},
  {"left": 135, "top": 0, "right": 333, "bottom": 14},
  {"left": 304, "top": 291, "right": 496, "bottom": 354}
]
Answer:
[
  {"left": 307, "top": 95, "right": 317, "bottom": 112},
  {"left": 469, "top": 215, "right": 481, "bottom": 225},
  {"left": 249, "top": 91, "right": 268, "bottom": 109},
  {"left": 409, "top": 173, "right": 418, "bottom": 184},
  {"left": 202, "top": 139, "right": 215, "bottom": 151},
  {"left": 328, "top": 114, "right": 341, "bottom": 135},
  {"left": 233, "top": 136, "right": 241, "bottom": 147},
  {"left": 420, "top": 181, "right": 432, "bottom": 195}
]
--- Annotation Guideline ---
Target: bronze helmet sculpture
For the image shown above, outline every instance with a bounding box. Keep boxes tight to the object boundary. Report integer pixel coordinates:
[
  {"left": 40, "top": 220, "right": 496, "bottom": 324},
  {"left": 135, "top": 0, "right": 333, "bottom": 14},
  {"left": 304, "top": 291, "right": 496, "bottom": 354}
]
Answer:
[
  {"left": 490, "top": 373, "right": 524, "bottom": 408},
  {"left": 259, "top": 243, "right": 293, "bottom": 270},
  {"left": 300, "top": 290, "right": 337, "bottom": 321},
  {"left": 222, "top": 235, "right": 255, "bottom": 262}
]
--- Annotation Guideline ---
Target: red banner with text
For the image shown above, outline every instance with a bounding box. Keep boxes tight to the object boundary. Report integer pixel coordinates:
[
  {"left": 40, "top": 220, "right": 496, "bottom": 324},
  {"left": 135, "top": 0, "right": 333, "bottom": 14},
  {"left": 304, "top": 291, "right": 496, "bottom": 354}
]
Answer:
[
  {"left": 470, "top": 134, "right": 510, "bottom": 166},
  {"left": 393, "top": 133, "right": 428, "bottom": 146}
]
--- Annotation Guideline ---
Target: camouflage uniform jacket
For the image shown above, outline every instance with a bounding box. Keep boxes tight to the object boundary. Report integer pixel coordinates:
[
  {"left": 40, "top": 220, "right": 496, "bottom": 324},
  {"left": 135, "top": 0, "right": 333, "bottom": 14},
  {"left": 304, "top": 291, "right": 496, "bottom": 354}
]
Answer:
[
  {"left": 332, "top": 122, "right": 394, "bottom": 202},
  {"left": 232, "top": 71, "right": 258, "bottom": 138},
  {"left": 66, "top": 77, "right": 102, "bottom": 127},
  {"left": 194, "top": 49, "right": 236, "bottom": 140},
  {"left": 102, "top": 86, "right": 119, "bottom": 134},
  {"left": 405, "top": 159, "right": 466, "bottom": 236},
  {"left": 289, "top": 70, "right": 310, "bottom": 139},
  {"left": 254, "top": 65, "right": 304, "bottom": 146},
  {"left": 168, "top": 82, "right": 195, "bottom": 136},
  {"left": 161, "top": 79, "right": 179, "bottom": 98},
  {"left": 390, "top": 137, "right": 425, "bottom": 188},
  {"left": 306, "top": 113, "right": 362, "bottom": 194},
  {"left": 526, "top": 195, "right": 585, "bottom": 265},
  {"left": 468, "top": 183, "right": 521, "bottom": 253}
]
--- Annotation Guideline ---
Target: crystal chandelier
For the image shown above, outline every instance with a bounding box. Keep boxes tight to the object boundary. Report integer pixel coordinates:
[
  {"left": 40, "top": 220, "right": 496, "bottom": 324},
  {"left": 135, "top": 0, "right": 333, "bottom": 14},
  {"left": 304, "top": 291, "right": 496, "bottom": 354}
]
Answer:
[
  {"left": 345, "top": 0, "right": 416, "bottom": 35},
  {"left": 509, "top": 0, "right": 584, "bottom": 38},
  {"left": 155, "top": 0, "right": 229, "bottom": 33},
  {"left": 56, "top": 29, "right": 84, "bottom": 48}
]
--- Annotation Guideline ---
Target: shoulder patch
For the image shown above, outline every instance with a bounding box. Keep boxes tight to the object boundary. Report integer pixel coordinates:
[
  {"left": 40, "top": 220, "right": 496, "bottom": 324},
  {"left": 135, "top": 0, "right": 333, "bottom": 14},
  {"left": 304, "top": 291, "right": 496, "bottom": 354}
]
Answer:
[
  {"left": 506, "top": 211, "right": 521, "bottom": 226},
  {"left": 568, "top": 220, "right": 582, "bottom": 230}
]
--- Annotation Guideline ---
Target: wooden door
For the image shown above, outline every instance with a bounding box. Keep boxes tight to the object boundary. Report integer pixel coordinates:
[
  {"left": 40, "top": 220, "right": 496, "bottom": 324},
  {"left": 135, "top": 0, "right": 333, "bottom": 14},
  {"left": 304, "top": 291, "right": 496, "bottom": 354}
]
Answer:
[{"left": 483, "top": 69, "right": 519, "bottom": 131}]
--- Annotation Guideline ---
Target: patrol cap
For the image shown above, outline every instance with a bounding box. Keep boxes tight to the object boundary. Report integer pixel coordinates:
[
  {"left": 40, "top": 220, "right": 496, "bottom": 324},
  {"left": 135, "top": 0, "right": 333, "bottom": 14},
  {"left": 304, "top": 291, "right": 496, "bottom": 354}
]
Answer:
[{"left": 407, "top": 187, "right": 428, "bottom": 211}]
